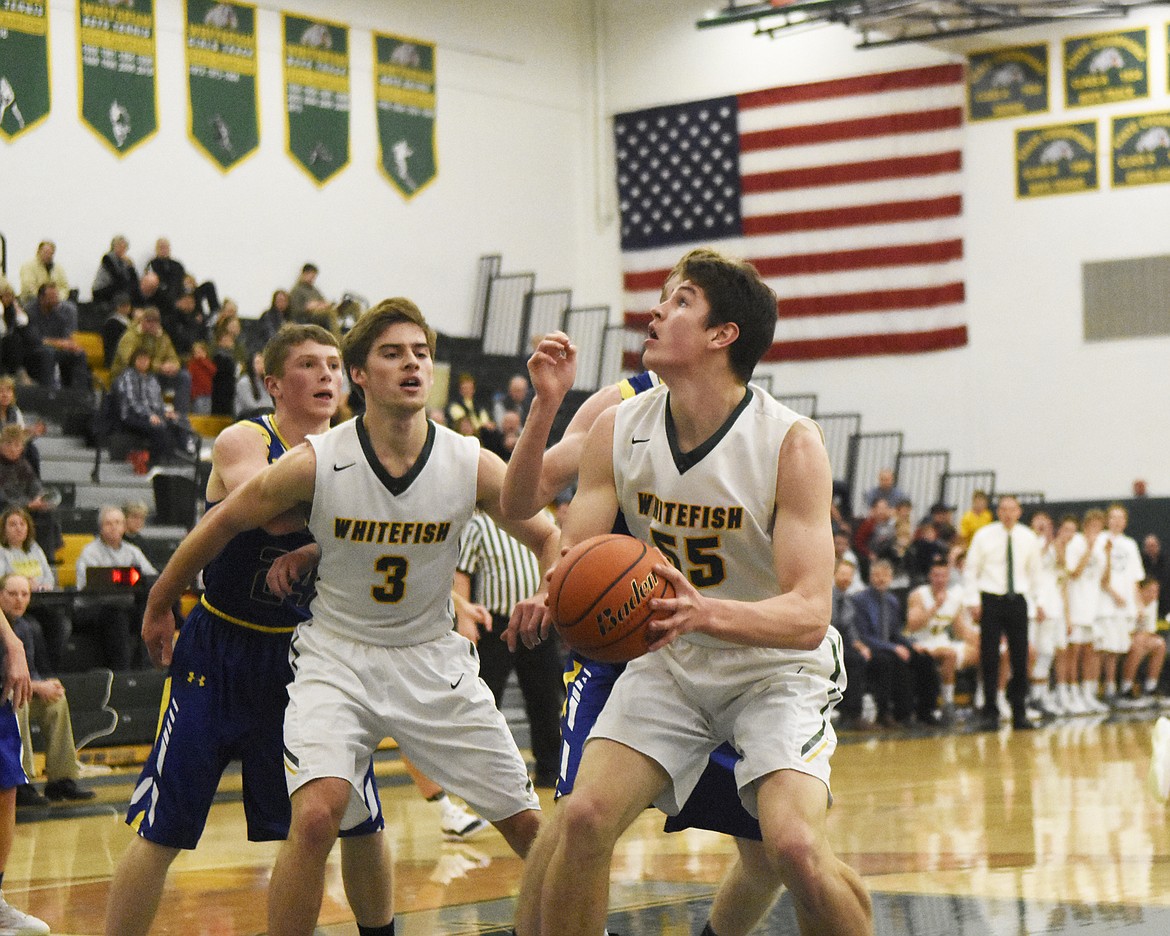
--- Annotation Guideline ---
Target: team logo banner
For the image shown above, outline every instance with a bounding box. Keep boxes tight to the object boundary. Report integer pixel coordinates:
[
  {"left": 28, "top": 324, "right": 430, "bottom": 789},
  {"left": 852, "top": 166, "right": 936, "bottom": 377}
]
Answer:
[
  {"left": 373, "top": 32, "right": 437, "bottom": 199},
  {"left": 967, "top": 45, "right": 1048, "bottom": 121},
  {"left": 78, "top": 0, "right": 157, "bottom": 155},
  {"left": 1015, "top": 122, "right": 1098, "bottom": 198},
  {"left": 185, "top": 0, "right": 258, "bottom": 171},
  {"left": 1111, "top": 112, "right": 1170, "bottom": 188},
  {"left": 283, "top": 12, "right": 349, "bottom": 186},
  {"left": 1063, "top": 29, "right": 1148, "bottom": 108},
  {"left": 0, "top": 0, "right": 51, "bottom": 141}
]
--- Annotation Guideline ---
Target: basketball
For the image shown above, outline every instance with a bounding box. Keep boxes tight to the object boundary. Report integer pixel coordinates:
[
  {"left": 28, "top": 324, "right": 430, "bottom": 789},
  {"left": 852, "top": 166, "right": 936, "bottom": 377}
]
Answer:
[{"left": 547, "top": 533, "right": 675, "bottom": 663}]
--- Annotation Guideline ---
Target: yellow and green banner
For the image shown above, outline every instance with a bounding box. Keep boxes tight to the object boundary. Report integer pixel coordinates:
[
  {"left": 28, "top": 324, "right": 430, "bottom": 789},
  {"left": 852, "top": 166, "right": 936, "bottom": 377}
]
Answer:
[
  {"left": 283, "top": 12, "right": 349, "bottom": 186},
  {"left": 77, "top": 0, "right": 157, "bottom": 155},
  {"left": 1111, "top": 112, "right": 1170, "bottom": 188},
  {"left": 1063, "top": 29, "right": 1148, "bottom": 108},
  {"left": 185, "top": 0, "right": 258, "bottom": 172},
  {"left": 374, "top": 32, "right": 437, "bottom": 199},
  {"left": 966, "top": 44, "right": 1048, "bottom": 121},
  {"left": 0, "top": 0, "right": 51, "bottom": 141},
  {"left": 1016, "top": 122, "right": 1098, "bottom": 198}
]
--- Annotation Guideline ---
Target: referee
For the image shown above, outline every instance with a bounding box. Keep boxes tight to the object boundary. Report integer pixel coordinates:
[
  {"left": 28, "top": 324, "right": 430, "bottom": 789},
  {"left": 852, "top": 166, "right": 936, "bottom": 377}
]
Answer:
[
  {"left": 455, "top": 509, "right": 564, "bottom": 788},
  {"left": 965, "top": 494, "right": 1043, "bottom": 731}
]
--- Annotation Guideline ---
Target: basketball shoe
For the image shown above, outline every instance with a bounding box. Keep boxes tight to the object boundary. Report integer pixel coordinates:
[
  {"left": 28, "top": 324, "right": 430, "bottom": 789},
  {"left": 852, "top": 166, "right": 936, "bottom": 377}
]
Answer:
[
  {"left": 440, "top": 797, "right": 489, "bottom": 841},
  {"left": 0, "top": 896, "right": 49, "bottom": 935}
]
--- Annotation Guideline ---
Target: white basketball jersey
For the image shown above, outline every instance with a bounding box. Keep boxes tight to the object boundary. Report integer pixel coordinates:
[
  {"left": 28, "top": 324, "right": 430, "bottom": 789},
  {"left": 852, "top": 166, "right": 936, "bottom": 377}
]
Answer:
[
  {"left": 306, "top": 417, "right": 480, "bottom": 647},
  {"left": 908, "top": 583, "right": 965, "bottom": 640},
  {"left": 1064, "top": 532, "right": 1103, "bottom": 626},
  {"left": 612, "top": 383, "right": 812, "bottom": 650}
]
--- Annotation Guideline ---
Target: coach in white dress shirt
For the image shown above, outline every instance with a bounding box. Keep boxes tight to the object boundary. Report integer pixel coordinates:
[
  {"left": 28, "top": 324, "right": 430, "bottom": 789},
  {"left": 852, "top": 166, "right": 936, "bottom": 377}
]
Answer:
[{"left": 965, "top": 495, "right": 1043, "bottom": 730}]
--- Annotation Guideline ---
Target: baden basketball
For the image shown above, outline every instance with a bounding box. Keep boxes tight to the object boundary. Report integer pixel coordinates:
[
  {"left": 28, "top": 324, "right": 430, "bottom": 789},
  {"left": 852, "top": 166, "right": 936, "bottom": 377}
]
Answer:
[{"left": 548, "top": 533, "right": 675, "bottom": 663}]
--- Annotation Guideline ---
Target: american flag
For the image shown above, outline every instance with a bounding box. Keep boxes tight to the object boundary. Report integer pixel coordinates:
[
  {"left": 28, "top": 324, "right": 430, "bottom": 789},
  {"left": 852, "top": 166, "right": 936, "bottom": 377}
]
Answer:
[{"left": 616, "top": 64, "right": 966, "bottom": 363}]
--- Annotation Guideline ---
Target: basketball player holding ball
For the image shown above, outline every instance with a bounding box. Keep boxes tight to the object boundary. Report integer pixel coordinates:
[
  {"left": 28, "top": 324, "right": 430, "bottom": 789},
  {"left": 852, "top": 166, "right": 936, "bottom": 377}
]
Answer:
[{"left": 504, "top": 248, "right": 871, "bottom": 936}]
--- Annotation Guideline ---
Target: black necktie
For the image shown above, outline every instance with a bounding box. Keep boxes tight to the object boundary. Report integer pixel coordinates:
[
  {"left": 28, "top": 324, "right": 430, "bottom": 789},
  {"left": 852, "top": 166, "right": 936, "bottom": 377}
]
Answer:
[
  {"left": 1006, "top": 529, "right": 1015, "bottom": 595},
  {"left": 878, "top": 595, "right": 889, "bottom": 639}
]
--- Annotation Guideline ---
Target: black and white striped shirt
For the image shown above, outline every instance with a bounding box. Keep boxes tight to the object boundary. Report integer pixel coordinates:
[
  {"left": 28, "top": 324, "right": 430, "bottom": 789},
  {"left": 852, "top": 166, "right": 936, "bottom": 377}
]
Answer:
[{"left": 456, "top": 510, "right": 542, "bottom": 617}]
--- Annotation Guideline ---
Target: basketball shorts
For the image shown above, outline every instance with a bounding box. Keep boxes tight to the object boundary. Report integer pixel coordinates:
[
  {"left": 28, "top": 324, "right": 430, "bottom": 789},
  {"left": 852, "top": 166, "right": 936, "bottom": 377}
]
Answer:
[
  {"left": 561, "top": 651, "right": 763, "bottom": 839},
  {"left": 1030, "top": 615, "right": 1068, "bottom": 656},
  {"left": 590, "top": 633, "right": 844, "bottom": 819},
  {"left": 910, "top": 633, "right": 971, "bottom": 670},
  {"left": 0, "top": 702, "right": 26, "bottom": 791},
  {"left": 126, "top": 606, "right": 382, "bottom": 849},
  {"left": 1094, "top": 613, "right": 1135, "bottom": 654},
  {"left": 1067, "top": 621, "right": 1098, "bottom": 645},
  {"left": 285, "top": 624, "right": 539, "bottom": 830}
]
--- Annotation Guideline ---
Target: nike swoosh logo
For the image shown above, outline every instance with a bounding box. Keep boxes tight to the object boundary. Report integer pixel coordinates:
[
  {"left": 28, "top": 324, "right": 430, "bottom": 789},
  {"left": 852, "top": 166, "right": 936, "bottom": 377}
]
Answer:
[
  {"left": 450, "top": 674, "right": 464, "bottom": 690},
  {"left": 333, "top": 462, "right": 356, "bottom": 472},
  {"left": 631, "top": 437, "right": 650, "bottom": 445}
]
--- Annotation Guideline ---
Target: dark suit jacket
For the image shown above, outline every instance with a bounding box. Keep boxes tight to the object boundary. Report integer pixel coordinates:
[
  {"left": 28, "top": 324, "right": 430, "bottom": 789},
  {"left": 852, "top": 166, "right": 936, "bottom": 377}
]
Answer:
[{"left": 850, "top": 587, "right": 908, "bottom": 655}]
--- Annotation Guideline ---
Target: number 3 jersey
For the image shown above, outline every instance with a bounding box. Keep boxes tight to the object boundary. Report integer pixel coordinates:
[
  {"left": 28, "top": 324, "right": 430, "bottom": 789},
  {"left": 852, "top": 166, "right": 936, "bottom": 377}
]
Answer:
[
  {"left": 201, "top": 414, "right": 316, "bottom": 633},
  {"left": 612, "top": 383, "right": 812, "bottom": 651},
  {"left": 306, "top": 416, "right": 480, "bottom": 646}
]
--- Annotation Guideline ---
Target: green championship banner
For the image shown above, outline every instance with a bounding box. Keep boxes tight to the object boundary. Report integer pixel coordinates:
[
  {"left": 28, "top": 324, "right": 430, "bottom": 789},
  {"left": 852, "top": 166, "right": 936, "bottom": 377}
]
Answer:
[
  {"left": 1111, "top": 112, "right": 1170, "bottom": 188},
  {"left": 374, "top": 32, "right": 437, "bottom": 199},
  {"left": 967, "top": 44, "right": 1048, "bottom": 121},
  {"left": 1063, "top": 29, "right": 1148, "bottom": 108},
  {"left": 1016, "top": 122, "right": 1098, "bottom": 199},
  {"left": 0, "top": 0, "right": 51, "bottom": 141},
  {"left": 185, "top": 0, "right": 259, "bottom": 172},
  {"left": 283, "top": 12, "right": 349, "bottom": 186},
  {"left": 78, "top": 0, "right": 157, "bottom": 155}
]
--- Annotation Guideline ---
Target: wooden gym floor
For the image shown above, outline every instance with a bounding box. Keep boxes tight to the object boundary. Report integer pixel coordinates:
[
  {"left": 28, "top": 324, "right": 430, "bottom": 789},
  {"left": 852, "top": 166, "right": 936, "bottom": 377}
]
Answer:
[{"left": 9, "top": 709, "right": 1170, "bottom": 935}]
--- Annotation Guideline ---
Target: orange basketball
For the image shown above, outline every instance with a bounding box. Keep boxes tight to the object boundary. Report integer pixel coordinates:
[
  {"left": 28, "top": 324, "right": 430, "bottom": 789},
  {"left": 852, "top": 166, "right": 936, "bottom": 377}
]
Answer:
[{"left": 547, "top": 533, "right": 675, "bottom": 663}]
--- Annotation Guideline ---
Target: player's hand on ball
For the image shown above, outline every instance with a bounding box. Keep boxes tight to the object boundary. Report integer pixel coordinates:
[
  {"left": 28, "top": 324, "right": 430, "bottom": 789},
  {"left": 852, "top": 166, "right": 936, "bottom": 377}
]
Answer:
[
  {"left": 645, "top": 562, "right": 707, "bottom": 651},
  {"left": 505, "top": 593, "right": 552, "bottom": 652}
]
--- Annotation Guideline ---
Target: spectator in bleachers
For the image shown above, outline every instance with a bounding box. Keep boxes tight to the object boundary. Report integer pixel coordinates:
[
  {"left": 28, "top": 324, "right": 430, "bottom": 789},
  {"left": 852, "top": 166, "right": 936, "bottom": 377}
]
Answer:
[
  {"left": 0, "top": 377, "right": 44, "bottom": 477},
  {"left": 852, "top": 496, "right": 893, "bottom": 582},
  {"left": 905, "top": 559, "right": 978, "bottom": 725},
  {"left": 144, "top": 237, "right": 185, "bottom": 316},
  {"left": 907, "top": 519, "right": 949, "bottom": 588},
  {"left": 101, "top": 293, "right": 134, "bottom": 369},
  {"left": 833, "top": 529, "right": 864, "bottom": 595},
  {"left": 121, "top": 500, "right": 149, "bottom": 548},
  {"left": 234, "top": 351, "right": 270, "bottom": 418},
  {"left": 207, "top": 296, "right": 239, "bottom": 334},
  {"left": 446, "top": 372, "right": 494, "bottom": 435},
  {"left": 1, "top": 574, "right": 95, "bottom": 802},
  {"left": 875, "top": 516, "right": 914, "bottom": 608},
  {"left": 865, "top": 467, "right": 907, "bottom": 510},
  {"left": 74, "top": 505, "right": 157, "bottom": 670},
  {"left": 92, "top": 235, "right": 142, "bottom": 307},
  {"left": 492, "top": 374, "right": 532, "bottom": 427},
  {"left": 186, "top": 341, "right": 216, "bottom": 414},
  {"left": 852, "top": 558, "right": 941, "bottom": 727},
  {"left": 288, "top": 262, "right": 338, "bottom": 334},
  {"left": 111, "top": 341, "right": 195, "bottom": 468},
  {"left": 162, "top": 283, "right": 209, "bottom": 358},
  {"left": 25, "top": 283, "right": 90, "bottom": 389},
  {"left": 0, "top": 426, "right": 60, "bottom": 560},
  {"left": 1141, "top": 533, "right": 1170, "bottom": 618},
  {"left": 0, "top": 506, "right": 67, "bottom": 671},
  {"left": 959, "top": 489, "right": 993, "bottom": 546},
  {"left": 831, "top": 479, "right": 854, "bottom": 532},
  {"left": 210, "top": 315, "right": 243, "bottom": 415},
  {"left": 926, "top": 502, "right": 958, "bottom": 545},
  {"left": 253, "top": 289, "right": 292, "bottom": 353},
  {"left": 184, "top": 272, "right": 220, "bottom": 322},
  {"left": 0, "top": 280, "right": 34, "bottom": 385},
  {"left": 112, "top": 306, "right": 191, "bottom": 414},
  {"left": 18, "top": 240, "right": 70, "bottom": 306},
  {"left": 832, "top": 558, "right": 870, "bottom": 729}
]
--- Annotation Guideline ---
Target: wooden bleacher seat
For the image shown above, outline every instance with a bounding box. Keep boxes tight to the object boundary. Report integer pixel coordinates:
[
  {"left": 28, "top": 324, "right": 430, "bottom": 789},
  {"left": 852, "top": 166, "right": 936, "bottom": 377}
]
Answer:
[
  {"left": 189, "top": 413, "right": 234, "bottom": 439},
  {"left": 55, "top": 533, "right": 94, "bottom": 589},
  {"left": 75, "top": 330, "right": 110, "bottom": 389}
]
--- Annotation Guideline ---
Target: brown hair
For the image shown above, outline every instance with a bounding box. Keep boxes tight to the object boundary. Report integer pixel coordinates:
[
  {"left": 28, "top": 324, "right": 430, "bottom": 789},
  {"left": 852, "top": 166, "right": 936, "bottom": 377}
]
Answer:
[
  {"left": 341, "top": 298, "right": 436, "bottom": 377},
  {"left": 0, "top": 506, "right": 36, "bottom": 550},
  {"left": 262, "top": 324, "right": 339, "bottom": 379}
]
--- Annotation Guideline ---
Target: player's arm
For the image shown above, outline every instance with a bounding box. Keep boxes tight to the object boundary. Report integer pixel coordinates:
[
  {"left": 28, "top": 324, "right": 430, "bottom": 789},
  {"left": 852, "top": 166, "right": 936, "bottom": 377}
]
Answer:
[
  {"left": 499, "top": 332, "right": 617, "bottom": 519},
  {"left": 648, "top": 421, "right": 833, "bottom": 651},
  {"left": 0, "top": 611, "right": 31, "bottom": 709},
  {"left": 142, "top": 444, "right": 316, "bottom": 667},
  {"left": 905, "top": 589, "right": 930, "bottom": 633},
  {"left": 208, "top": 421, "right": 307, "bottom": 535}
]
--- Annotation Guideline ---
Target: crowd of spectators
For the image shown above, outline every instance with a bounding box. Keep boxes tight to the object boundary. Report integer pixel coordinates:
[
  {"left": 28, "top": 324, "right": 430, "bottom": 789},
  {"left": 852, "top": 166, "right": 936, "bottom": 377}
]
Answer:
[{"left": 831, "top": 467, "right": 1170, "bottom": 734}]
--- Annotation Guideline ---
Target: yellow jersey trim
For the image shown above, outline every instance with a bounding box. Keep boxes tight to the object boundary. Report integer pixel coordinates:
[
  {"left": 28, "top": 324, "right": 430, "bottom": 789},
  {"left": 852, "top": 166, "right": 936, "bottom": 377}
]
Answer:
[{"left": 200, "top": 595, "right": 296, "bottom": 634}]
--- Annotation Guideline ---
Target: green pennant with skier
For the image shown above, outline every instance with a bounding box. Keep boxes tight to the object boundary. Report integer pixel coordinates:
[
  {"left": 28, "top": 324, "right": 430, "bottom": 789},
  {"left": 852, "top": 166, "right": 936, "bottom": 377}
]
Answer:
[{"left": 374, "top": 31, "right": 436, "bottom": 199}]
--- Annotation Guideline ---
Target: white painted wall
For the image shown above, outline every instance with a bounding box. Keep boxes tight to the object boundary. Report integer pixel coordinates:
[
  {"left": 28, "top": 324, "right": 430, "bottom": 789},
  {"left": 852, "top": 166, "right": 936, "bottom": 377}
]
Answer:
[
  {"left": 597, "top": 2, "right": 1170, "bottom": 500},
  {"left": 2, "top": 1, "right": 1167, "bottom": 499},
  {"left": 1, "top": 0, "right": 605, "bottom": 330}
]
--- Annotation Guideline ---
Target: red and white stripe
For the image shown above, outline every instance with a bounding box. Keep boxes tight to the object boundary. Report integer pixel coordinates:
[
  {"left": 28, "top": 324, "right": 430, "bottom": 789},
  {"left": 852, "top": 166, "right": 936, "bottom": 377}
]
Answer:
[{"left": 622, "top": 64, "right": 967, "bottom": 364}]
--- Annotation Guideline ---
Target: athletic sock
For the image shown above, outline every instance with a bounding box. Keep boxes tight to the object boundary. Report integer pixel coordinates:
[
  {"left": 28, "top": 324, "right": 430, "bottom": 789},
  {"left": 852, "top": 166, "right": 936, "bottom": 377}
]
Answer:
[
  {"left": 357, "top": 921, "right": 395, "bottom": 936},
  {"left": 941, "top": 684, "right": 954, "bottom": 704},
  {"left": 1146, "top": 678, "right": 1159, "bottom": 694}
]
